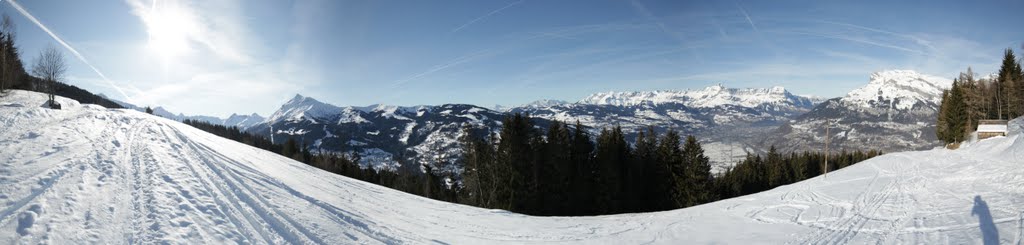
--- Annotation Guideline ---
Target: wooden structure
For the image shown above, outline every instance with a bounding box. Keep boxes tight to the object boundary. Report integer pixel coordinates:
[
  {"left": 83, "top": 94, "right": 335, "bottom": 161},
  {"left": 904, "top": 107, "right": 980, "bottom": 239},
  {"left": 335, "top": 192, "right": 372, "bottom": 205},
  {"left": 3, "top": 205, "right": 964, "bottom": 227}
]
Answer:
[{"left": 977, "top": 120, "right": 1008, "bottom": 140}]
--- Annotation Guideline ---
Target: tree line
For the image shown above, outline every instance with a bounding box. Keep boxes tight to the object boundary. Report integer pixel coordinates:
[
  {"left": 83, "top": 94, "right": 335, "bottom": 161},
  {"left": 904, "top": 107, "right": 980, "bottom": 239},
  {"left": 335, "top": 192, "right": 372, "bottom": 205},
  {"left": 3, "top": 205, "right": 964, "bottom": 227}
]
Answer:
[
  {"left": 181, "top": 113, "right": 880, "bottom": 216},
  {"left": 716, "top": 147, "right": 880, "bottom": 199},
  {"left": 936, "top": 48, "right": 1024, "bottom": 144},
  {"left": 456, "top": 113, "right": 880, "bottom": 216}
]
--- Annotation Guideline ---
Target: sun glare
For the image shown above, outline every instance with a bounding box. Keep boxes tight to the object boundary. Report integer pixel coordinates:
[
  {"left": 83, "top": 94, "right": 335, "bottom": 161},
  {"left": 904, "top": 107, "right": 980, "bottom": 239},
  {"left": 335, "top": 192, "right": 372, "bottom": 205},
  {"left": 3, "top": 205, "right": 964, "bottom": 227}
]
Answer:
[{"left": 143, "top": 1, "right": 193, "bottom": 62}]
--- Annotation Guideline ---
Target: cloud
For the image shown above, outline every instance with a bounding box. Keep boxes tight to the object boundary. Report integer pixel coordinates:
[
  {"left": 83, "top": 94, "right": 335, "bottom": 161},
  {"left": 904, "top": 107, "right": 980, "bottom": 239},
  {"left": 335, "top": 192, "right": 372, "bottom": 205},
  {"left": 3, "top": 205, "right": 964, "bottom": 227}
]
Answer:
[
  {"left": 6, "top": 0, "right": 129, "bottom": 99},
  {"left": 114, "top": 0, "right": 320, "bottom": 116},
  {"left": 125, "top": 0, "right": 256, "bottom": 64}
]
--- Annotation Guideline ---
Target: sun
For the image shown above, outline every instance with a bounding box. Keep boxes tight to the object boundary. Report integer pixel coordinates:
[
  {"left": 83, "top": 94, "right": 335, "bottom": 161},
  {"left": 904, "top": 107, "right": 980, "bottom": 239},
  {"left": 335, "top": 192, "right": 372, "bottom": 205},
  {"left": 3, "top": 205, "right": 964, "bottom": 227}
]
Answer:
[{"left": 142, "top": 1, "right": 194, "bottom": 62}]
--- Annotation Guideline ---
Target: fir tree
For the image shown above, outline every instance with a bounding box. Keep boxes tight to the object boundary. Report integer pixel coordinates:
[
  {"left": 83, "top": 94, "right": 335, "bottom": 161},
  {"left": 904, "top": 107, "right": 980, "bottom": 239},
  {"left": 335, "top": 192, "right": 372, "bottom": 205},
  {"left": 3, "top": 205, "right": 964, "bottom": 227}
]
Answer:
[
  {"left": 681, "top": 135, "right": 713, "bottom": 206},
  {"left": 593, "top": 126, "right": 630, "bottom": 213},
  {"left": 541, "top": 121, "right": 572, "bottom": 214},
  {"left": 998, "top": 49, "right": 1021, "bottom": 118},
  {"left": 568, "top": 120, "right": 594, "bottom": 215},
  {"left": 632, "top": 127, "right": 659, "bottom": 212},
  {"left": 657, "top": 129, "right": 684, "bottom": 209}
]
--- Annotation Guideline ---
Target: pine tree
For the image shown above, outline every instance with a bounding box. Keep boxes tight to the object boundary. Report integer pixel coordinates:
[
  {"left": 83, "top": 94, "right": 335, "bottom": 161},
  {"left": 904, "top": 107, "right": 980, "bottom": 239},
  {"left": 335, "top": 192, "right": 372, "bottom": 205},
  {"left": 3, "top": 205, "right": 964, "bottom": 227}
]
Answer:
[
  {"left": 998, "top": 49, "right": 1021, "bottom": 118},
  {"left": 424, "top": 164, "right": 438, "bottom": 199},
  {"left": 593, "top": 126, "right": 630, "bottom": 213},
  {"left": 681, "top": 135, "right": 713, "bottom": 206},
  {"left": 0, "top": 14, "right": 17, "bottom": 93},
  {"left": 458, "top": 124, "right": 486, "bottom": 206},
  {"left": 568, "top": 120, "right": 594, "bottom": 215},
  {"left": 632, "top": 127, "right": 659, "bottom": 212},
  {"left": 945, "top": 79, "right": 968, "bottom": 142},
  {"left": 541, "top": 121, "right": 572, "bottom": 214},
  {"left": 936, "top": 89, "right": 951, "bottom": 142},
  {"left": 282, "top": 137, "right": 298, "bottom": 159},
  {"left": 766, "top": 145, "right": 784, "bottom": 187},
  {"left": 657, "top": 129, "right": 684, "bottom": 209},
  {"left": 495, "top": 113, "right": 537, "bottom": 212}
]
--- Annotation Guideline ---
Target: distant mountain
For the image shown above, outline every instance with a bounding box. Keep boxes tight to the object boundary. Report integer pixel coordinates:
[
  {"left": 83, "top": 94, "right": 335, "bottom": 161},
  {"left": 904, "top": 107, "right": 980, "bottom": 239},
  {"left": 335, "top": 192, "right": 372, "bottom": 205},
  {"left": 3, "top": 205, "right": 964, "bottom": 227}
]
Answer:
[
  {"left": 763, "top": 70, "right": 953, "bottom": 153},
  {"left": 513, "top": 85, "right": 819, "bottom": 172},
  {"left": 579, "top": 85, "right": 815, "bottom": 109},
  {"left": 242, "top": 71, "right": 954, "bottom": 175},
  {"left": 248, "top": 94, "right": 521, "bottom": 174},
  {"left": 248, "top": 86, "right": 820, "bottom": 174},
  {"left": 491, "top": 99, "right": 569, "bottom": 112},
  {"left": 105, "top": 95, "right": 263, "bottom": 130},
  {"left": 223, "top": 113, "right": 266, "bottom": 129}
]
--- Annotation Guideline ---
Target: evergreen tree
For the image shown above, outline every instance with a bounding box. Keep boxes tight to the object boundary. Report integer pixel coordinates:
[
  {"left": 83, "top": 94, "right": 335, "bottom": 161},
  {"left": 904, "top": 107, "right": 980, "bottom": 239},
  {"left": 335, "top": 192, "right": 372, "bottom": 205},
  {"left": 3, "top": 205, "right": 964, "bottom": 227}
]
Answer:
[
  {"left": 593, "top": 126, "right": 630, "bottom": 213},
  {"left": 681, "top": 135, "right": 713, "bottom": 206},
  {"left": 936, "top": 90, "right": 951, "bottom": 142},
  {"left": 657, "top": 129, "right": 684, "bottom": 209},
  {"left": 495, "top": 113, "right": 537, "bottom": 212},
  {"left": 766, "top": 145, "right": 784, "bottom": 187},
  {"left": 998, "top": 49, "right": 1021, "bottom": 118},
  {"left": 632, "top": 127, "right": 659, "bottom": 212},
  {"left": 282, "top": 138, "right": 299, "bottom": 160},
  {"left": 424, "top": 164, "right": 438, "bottom": 199},
  {"left": 945, "top": 79, "right": 968, "bottom": 143},
  {"left": 541, "top": 121, "right": 572, "bottom": 214},
  {"left": 568, "top": 120, "right": 594, "bottom": 215}
]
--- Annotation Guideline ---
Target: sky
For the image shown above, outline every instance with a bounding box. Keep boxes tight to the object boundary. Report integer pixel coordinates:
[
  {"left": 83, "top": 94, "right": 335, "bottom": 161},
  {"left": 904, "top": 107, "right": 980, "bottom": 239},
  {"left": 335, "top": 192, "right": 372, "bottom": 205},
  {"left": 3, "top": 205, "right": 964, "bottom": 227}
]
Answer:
[{"left": 1, "top": 0, "right": 1021, "bottom": 118}]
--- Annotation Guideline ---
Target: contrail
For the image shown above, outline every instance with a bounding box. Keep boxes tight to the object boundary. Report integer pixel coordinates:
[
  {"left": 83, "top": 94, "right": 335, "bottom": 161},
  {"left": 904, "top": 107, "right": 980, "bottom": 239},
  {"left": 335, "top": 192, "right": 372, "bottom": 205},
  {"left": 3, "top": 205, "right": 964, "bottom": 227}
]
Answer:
[
  {"left": 390, "top": 48, "right": 496, "bottom": 88},
  {"left": 6, "top": 0, "right": 130, "bottom": 99},
  {"left": 451, "top": 0, "right": 524, "bottom": 33},
  {"left": 735, "top": 3, "right": 758, "bottom": 32}
]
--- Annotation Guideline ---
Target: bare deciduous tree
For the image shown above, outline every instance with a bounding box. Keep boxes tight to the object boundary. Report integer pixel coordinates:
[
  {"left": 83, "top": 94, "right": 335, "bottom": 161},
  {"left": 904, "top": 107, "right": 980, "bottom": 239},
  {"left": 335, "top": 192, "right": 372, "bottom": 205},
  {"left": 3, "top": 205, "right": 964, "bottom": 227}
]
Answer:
[{"left": 32, "top": 44, "right": 66, "bottom": 107}]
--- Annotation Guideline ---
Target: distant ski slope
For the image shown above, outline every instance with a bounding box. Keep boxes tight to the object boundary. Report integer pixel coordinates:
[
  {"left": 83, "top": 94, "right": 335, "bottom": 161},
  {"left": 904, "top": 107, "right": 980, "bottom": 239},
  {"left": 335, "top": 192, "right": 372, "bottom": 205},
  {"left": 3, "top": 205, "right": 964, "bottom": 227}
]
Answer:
[{"left": 1, "top": 90, "right": 1022, "bottom": 244}]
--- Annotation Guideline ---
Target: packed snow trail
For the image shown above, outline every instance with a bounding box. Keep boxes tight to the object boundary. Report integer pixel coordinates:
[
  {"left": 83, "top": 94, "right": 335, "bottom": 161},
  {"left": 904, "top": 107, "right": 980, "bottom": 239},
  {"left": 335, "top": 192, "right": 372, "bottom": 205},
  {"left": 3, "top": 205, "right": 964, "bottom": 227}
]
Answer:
[{"left": 1, "top": 90, "right": 1023, "bottom": 244}]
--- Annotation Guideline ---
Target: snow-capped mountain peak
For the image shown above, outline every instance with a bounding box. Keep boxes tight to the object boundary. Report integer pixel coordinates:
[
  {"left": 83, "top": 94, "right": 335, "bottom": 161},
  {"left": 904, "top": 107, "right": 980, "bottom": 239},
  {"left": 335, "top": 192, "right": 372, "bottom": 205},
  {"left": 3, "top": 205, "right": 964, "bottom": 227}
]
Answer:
[
  {"left": 267, "top": 94, "right": 343, "bottom": 124},
  {"left": 578, "top": 85, "right": 813, "bottom": 108},
  {"left": 524, "top": 99, "right": 569, "bottom": 108},
  {"left": 223, "top": 113, "right": 265, "bottom": 129},
  {"left": 841, "top": 70, "right": 953, "bottom": 110}
]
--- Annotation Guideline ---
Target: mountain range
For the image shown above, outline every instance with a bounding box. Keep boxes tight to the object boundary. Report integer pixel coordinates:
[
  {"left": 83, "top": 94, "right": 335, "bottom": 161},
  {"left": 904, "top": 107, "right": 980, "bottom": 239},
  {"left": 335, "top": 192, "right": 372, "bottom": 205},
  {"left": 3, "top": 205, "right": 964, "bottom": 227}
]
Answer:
[
  {"left": 112, "top": 69, "right": 955, "bottom": 175},
  {"left": 762, "top": 70, "right": 954, "bottom": 153}
]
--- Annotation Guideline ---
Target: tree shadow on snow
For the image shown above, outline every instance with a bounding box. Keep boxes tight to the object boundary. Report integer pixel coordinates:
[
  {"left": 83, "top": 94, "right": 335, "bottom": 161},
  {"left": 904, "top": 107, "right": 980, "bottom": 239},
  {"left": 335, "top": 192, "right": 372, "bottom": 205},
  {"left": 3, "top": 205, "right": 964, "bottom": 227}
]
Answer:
[{"left": 971, "top": 195, "right": 999, "bottom": 245}]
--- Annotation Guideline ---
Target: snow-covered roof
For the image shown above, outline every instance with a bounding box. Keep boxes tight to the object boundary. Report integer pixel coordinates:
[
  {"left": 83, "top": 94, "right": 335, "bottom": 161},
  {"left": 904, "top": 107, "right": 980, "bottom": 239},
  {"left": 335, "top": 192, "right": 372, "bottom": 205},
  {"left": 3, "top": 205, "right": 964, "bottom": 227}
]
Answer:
[{"left": 978, "top": 124, "right": 1008, "bottom": 133}]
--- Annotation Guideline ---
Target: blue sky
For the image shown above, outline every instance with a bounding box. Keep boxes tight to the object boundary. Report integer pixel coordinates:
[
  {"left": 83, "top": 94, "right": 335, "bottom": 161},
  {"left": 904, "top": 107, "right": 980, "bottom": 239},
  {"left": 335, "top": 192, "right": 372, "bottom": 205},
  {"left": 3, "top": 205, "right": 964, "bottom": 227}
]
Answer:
[{"left": 2, "top": 0, "right": 1021, "bottom": 117}]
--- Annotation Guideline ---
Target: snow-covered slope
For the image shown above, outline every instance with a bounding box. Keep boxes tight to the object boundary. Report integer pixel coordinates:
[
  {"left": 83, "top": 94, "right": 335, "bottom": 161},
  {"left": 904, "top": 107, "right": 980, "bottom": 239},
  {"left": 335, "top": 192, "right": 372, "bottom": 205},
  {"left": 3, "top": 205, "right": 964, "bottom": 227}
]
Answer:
[{"left": 4, "top": 89, "right": 1023, "bottom": 244}]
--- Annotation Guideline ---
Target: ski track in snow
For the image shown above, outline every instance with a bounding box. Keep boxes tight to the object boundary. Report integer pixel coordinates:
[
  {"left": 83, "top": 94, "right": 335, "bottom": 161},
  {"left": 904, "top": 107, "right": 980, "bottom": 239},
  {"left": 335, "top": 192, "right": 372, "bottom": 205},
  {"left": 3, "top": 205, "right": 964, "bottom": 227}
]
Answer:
[{"left": 1, "top": 90, "right": 1024, "bottom": 244}]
